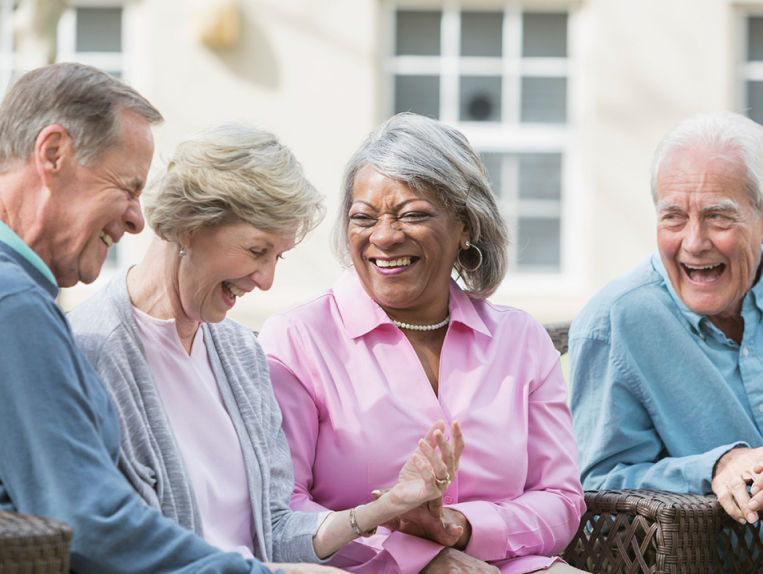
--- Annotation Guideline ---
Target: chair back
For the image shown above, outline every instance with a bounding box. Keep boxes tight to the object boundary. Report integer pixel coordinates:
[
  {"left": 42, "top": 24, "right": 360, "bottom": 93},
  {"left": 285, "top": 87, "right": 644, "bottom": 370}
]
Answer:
[{"left": 544, "top": 322, "right": 570, "bottom": 354}]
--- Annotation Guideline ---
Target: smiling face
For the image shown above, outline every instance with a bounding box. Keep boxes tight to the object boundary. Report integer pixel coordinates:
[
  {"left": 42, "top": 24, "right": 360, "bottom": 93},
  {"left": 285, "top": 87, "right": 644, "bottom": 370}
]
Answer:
[
  {"left": 656, "top": 146, "right": 763, "bottom": 332},
  {"left": 348, "top": 165, "right": 468, "bottom": 323},
  {"left": 46, "top": 110, "right": 153, "bottom": 286},
  {"left": 175, "top": 219, "right": 295, "bottom": 324}
]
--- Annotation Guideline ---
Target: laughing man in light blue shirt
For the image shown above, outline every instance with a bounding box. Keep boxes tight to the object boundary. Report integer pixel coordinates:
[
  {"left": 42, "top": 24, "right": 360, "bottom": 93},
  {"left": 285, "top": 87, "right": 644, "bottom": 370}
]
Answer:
[{"left": 570, "top": 111, "right": 763, "bottom": 526}]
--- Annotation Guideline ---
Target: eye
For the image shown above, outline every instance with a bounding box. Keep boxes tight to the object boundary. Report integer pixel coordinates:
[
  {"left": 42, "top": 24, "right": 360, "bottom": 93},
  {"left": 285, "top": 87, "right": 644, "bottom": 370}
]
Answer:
[
  {"left": 349, "top": 213, "right": 376, "bottom": 226},
  {"left": 249, "top": 248, "right": 265, "bottom": 258}
]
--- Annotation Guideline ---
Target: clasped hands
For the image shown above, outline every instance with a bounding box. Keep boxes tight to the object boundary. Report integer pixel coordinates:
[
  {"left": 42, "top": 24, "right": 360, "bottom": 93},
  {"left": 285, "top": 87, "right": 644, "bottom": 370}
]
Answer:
[
  {"left": 712, "top": 446, "right": 763, "bottom": 524},
  {"left": 375, "top": 419, "right": 469, "bottom": 548}
]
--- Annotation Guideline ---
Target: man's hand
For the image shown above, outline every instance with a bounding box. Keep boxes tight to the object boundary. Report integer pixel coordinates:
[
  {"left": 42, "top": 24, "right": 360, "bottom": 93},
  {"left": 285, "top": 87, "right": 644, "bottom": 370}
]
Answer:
[
  {"left": 420, "top": 548, "right": 499, "bottom": 573},
  {"left": 711, "top": 446, "right": 763, "bottom": 524}
]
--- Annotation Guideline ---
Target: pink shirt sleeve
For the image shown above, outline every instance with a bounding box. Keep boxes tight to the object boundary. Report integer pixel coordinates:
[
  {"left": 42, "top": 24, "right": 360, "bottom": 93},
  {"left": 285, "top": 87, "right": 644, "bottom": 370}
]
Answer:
[{"left": 267, "top": 353, "right": 443, "bottom": 574}]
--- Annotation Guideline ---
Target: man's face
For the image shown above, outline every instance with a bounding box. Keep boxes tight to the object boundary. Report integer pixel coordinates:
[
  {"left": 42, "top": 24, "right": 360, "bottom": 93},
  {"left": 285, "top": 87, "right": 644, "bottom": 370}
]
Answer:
[
  {"left": 48, "top": 110, "right": 153, "bottom": 287},
  {"left": 656, "top": 146, "right": 763, "bottom": 331}
]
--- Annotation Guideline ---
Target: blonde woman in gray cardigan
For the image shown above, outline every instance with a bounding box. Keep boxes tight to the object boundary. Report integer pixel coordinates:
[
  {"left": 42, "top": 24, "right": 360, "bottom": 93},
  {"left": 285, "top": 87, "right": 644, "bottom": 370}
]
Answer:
[{"left": 68, "top": 124, "right": 464, "bottom": 574}]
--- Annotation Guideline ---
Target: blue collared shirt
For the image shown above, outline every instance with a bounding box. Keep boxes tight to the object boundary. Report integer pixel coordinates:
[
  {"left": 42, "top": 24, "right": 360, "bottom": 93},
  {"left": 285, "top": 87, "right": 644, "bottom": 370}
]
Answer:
[
  {"left": 0, "top": 220, "right": 56, "bottom": 286},
  {"left": 569, "top": 251, "right": 763, "bottom": 494}
]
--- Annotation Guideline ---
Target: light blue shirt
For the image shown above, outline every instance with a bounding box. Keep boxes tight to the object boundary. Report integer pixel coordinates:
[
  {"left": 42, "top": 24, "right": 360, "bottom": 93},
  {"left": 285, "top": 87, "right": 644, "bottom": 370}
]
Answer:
[
  {"left": 569, "top": 251, "right": 763, "bottom": 494},
  {"left": 0, "top": 220, "right": 56, "bottom": 286}
]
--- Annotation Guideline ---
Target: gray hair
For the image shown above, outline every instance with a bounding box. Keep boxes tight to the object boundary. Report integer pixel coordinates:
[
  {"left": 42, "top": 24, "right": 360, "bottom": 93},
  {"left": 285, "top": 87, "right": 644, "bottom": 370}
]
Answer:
[
  {"left": 650, "top": 111, "right": 763, "bottom": 212},
  {"left": 0, "top": 62, "right": 162, "bottom": 171},
  {"left": 144, "top": 123, "right": 325, "bottom": 243},
  {"left": 334, "top": 112, "right": 508, "bottom": 299}
]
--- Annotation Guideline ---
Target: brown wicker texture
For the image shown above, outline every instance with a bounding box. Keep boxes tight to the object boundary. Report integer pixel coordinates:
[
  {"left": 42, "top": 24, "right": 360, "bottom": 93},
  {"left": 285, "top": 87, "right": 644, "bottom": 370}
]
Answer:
[
  {"left": 543, "top": 323, "right": 763, "bottom": 573},
  {"left": 0, "top": 511, "right": 72, "bottom": 574},
  {"left": 561, "top": 489, "right": 763, "bottom": 573}
]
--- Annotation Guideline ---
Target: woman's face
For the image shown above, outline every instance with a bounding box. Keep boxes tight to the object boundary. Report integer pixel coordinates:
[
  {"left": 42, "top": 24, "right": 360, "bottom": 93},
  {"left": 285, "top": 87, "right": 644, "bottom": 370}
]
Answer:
[
  {"left": 176, "top": 220, "right": 295, "bottom": 324},
  {"left": 348, "top": 165, "right": 468, "bottom": 321}
]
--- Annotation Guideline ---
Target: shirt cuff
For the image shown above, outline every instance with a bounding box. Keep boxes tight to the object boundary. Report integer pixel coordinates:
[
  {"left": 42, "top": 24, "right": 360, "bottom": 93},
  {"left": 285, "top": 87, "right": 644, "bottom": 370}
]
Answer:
[
  {"left": 381, "top": 530, "right": 443, "bottom": 574},
  {"left": 449, "top": 500, "right": 508, "bottom": 562}
]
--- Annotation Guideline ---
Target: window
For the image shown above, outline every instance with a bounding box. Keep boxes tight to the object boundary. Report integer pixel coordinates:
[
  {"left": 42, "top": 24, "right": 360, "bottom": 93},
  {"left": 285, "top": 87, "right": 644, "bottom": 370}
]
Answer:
[
  {"left": 387, "top": 5, "right": 574, "bottom": 276},
  {"left": 744, "top": 15, "right": 763, "bottom": 126}
]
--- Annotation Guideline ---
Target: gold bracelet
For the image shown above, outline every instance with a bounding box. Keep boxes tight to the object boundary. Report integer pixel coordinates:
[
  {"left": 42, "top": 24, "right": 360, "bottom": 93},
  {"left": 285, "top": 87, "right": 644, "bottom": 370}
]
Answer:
[{"left": 349, "top": 505, "right": 377, "bottom": 537}]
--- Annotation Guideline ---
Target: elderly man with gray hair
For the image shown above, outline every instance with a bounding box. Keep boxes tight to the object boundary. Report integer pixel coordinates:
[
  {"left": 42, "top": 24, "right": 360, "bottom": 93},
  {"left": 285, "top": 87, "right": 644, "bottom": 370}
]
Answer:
[
  {"left": 570, "top": 111, "right": 763, "bottom": 527},
  {"left": 0, "top": 62, "right": 345, "bottom": 574}
]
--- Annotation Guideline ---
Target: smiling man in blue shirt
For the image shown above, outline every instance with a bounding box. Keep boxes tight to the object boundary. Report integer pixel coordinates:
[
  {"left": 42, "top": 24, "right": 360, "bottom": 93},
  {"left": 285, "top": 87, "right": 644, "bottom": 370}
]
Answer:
[{"left": 570, "top": 111, "right": 763, "bottom": 526}]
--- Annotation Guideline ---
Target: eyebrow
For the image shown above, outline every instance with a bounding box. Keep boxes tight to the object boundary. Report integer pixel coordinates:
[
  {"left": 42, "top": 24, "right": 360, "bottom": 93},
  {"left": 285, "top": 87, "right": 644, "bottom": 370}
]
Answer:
[
  {"left": 350, "top": 198, "right": 435, "bottom": 209},
  {"left": 655, "top": 198, "right": 742, "bottom": 214}
]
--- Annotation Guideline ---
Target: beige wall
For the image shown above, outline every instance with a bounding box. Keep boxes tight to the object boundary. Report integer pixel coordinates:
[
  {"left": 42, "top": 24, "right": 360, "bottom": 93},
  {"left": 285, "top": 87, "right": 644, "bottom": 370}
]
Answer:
[{"left": 60, "top": 0, "right": 762, "bottom": 329}]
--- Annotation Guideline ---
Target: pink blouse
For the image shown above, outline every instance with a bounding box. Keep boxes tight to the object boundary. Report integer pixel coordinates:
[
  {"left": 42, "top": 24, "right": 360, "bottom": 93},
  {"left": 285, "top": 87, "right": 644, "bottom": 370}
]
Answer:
[
  {"left": 258, "top": 269, "right": 584, "bottom": 574},
  {"left": 132, "top": 307, "right": 255, "bottom": 559}
]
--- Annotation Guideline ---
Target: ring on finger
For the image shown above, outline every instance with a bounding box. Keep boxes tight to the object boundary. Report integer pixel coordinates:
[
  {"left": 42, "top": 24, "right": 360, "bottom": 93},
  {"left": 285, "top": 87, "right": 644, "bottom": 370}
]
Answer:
[{"left": 434, "top": 471, "right": 451, "bottom": 488}]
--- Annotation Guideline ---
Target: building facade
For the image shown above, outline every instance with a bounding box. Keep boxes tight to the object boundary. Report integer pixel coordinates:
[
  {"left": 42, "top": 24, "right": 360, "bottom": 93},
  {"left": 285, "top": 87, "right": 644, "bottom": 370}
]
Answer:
[{"left": 6, "top": 0, "right": 761, "bottom": 328}]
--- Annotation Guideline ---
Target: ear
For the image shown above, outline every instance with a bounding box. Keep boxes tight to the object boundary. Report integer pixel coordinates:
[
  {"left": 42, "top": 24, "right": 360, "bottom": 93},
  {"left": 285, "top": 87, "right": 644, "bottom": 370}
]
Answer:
[
  {"left": 458, "top": 220, "right": 471, "bottom": 249},
  {"left": 34, "top": 124, "right": 74, "bottom": 184}
]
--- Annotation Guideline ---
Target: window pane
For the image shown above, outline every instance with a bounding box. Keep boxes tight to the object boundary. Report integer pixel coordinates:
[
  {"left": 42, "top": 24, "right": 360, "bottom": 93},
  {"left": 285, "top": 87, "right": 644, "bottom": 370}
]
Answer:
[
  {"left": 460, "top": 76, "right": 501, "bottom": 122},
  {"left": 522, "top": 13, "right": 567, "bottom": 58},
  {"left": 749, "top": 17, "right": 763, "bottom": 61},
  {"left": 519, "top": 153, "right": 562, "bottom": 199},
  {"left": 395, "top": 75, "right": 440, "bottom": 119},
  {"left": 480, "top": 153, "right": 503, "bottom": 198},
  {"left": 748, "top": 81, "right": 763, "bottom": 125},
  {"left": 396, "top": 11, "right": 441, "bottom": 56},
  {"left": 517, "top": 217, "right": 560, "bottom": 268},
  {"left": 461, "top": 11, "right": 502, "bottom": 57},
  {"left": 521, "top": 77, "right": 566, "bottom": 123},
  {"left": 76, "top": 7, "right": 122, "bottom": 52}
]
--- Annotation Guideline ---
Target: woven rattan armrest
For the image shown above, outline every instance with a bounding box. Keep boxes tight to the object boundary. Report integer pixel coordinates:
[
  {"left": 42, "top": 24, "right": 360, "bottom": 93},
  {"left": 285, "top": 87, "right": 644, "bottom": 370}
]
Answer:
[
  {"left": 561, "top": 489, "right": 763, "bottom": 573},
  {"left": 0, "top": 511, "right": 72, "bottom": 573}
]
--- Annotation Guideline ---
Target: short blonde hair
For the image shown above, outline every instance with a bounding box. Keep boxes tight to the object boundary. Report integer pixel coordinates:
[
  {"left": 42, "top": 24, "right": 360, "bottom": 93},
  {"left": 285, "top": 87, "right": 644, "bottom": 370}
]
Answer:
[{"left": 145, "top": 124, "right": 325, "bottom": 243}]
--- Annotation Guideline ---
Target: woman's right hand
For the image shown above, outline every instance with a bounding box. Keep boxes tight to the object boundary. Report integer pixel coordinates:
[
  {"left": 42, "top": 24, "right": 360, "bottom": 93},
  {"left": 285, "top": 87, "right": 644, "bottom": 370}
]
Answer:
[
  {"left": 386, "top": 420, "right": 464, "bottom": 510},
  {"left": 420, "top": 548, "right": 500, "bottom": 573},
  {"left": 265, "top": 563, "right": 349, "bottom": 573}
]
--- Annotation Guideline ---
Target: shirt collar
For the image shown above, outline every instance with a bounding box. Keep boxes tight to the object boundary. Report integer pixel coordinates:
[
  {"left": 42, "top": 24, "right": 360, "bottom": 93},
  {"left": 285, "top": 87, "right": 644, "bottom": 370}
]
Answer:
[
  {"left": 652, "top": 249, "right": 763, "bottom": 332},
  {"left": 332, "top": 267, "right": 491, "bottom": 339},
  {"left": 0, "top": 220, "right": 57, "bottom": 287}
]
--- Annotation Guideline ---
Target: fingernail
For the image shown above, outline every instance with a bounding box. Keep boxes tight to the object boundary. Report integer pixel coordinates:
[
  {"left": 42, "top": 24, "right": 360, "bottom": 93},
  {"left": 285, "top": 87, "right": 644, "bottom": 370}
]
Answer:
[
  {"left": 748, "top": 512, "right": 758, "bottom": 523},
  {"left": 750, "top": 500, "right": 759, "bottom": 509},
  {"left": 739, "top": 518, "right": 748, "bottom": 524},
  {"left": 371, "top": 490, "right": 381, "bottom": 496}
]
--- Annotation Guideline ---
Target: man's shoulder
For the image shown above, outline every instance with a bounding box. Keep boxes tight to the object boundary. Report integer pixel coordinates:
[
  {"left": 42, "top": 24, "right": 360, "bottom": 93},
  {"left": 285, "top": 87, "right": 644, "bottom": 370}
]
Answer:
[
  {"left": 0, "top": 251, "right": 57, "bottom": 314},
  {"left": 571, "top": 255, "right": 667, "bottom": 342}
]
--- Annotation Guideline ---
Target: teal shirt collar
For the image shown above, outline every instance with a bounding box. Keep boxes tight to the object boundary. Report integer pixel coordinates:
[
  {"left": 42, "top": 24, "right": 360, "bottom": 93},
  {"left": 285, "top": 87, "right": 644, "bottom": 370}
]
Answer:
[{"left": 0, "top": 220, "right": 57, "bottom": 286}]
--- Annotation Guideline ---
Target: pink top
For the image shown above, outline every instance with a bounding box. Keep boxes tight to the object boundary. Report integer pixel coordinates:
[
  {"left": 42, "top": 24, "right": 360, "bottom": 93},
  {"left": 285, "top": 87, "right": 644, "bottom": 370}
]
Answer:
[
  {"left": 259, "top": 269, "right": 584, "bottom": 574},
  {"left": 132, "top": 307, "right": 255, "bottom": 559}
]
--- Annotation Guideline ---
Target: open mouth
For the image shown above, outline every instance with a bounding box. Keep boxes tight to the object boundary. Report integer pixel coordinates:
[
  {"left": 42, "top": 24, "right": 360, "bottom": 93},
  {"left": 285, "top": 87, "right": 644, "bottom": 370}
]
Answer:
[
  {"left": 99, "top": 231, "right": 114, "bottom": 248},
  {"left": 682, "top": 262, "right": 725, "bottom": 283},
  {"left": 222, "top": 281, "right": 247, "bottom": 301},
  {"left": 371, "top": 257, "right": 417, "bottom": 270}
]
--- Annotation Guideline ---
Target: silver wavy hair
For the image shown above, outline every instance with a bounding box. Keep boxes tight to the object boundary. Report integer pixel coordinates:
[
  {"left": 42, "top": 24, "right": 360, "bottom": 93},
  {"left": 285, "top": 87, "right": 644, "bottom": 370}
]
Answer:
[{"left": 334, "top": 113, "right": 509, "bottom": 299}]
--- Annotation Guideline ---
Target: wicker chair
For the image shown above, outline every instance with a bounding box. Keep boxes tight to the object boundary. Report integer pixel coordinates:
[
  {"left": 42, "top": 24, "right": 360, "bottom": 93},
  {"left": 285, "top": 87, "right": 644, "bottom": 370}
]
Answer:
[
  {"left": 0, "top": 511, "right": 72, "bottom": 573},
  {"left": 545, "top": 322, "right": 763, "bottom": 573}
]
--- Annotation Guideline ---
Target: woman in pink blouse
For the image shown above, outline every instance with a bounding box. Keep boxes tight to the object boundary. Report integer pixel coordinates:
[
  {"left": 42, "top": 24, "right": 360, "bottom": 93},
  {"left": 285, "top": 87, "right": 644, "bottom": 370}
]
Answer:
[{"left": 259, "top": 113, "right": 586, "bottom": 574}]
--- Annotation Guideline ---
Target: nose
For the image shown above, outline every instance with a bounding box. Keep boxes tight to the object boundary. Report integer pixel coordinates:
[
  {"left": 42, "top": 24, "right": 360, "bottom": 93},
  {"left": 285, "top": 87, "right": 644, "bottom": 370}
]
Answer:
[
  {"left": 249, "top": 258, "right": 277, "bottom": 292},
  {"left": 369, "top": 215, "right": 404, "bottom": 248},
  {"left": 682, "top": 218, "right": 711, "bottom": 255},
  {"left": 124, "top": 198, "right": 145, "bottom": 234}
]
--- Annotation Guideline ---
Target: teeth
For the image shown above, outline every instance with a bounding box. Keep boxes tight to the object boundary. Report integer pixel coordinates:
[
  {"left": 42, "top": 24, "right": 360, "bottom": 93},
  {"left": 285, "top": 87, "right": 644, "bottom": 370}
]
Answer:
[
  {"left": 99, "top": 231, "right": 113, "bottom": 248},
  {"left": 223, "top": 281, "right": 246, "bottom": 298},
  {"left": 375, "top": 257, "right": 412, "bottom": 268},
  {"left": 685, "top": 263, "right": 720, "bottom": 270}
]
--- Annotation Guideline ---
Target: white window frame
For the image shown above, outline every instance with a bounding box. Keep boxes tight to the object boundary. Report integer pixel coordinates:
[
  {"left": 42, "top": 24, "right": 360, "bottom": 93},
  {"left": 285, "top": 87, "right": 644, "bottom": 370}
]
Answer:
[
  {"left": 739, "top": 10, "right": 763, "bottom": 118},
  {"left": 382, "top": 1, "right": 585, "bottom": 296}
]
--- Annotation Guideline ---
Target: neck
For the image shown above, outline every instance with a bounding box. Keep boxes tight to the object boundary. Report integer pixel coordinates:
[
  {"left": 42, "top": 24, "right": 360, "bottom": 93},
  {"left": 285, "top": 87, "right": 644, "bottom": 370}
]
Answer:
[
  {"left": 0, "top": 167, "right": 56, "bottom": 269},
  {"left": 127, "top": 238, "right": 200, "bottom": 352},
  {"left": 709, "top": 313, "right": 745, "bottom": 345}
]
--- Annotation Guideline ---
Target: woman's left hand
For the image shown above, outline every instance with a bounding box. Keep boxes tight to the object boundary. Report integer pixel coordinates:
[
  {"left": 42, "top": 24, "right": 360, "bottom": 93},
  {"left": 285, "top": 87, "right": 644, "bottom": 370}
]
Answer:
[
  {"left": 385, "top": 420, "right": 465, "bottom": 513},
  {"left": 372, "top": 491, "right": 471, "bottom": 548}
]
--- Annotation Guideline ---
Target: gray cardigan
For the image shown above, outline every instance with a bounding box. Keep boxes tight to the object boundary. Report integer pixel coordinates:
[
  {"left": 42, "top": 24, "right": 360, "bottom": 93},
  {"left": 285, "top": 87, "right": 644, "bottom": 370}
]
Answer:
[{"left": 68, "top": 268, "right": 327, "bottom": 563}]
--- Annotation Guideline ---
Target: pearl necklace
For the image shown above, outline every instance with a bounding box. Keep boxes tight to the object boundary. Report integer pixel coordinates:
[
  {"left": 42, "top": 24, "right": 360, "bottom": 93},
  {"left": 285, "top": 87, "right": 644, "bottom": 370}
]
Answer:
[{"left": 391, "top": 315, "right": 450, "bottom": 332}]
